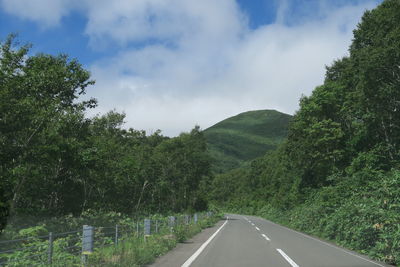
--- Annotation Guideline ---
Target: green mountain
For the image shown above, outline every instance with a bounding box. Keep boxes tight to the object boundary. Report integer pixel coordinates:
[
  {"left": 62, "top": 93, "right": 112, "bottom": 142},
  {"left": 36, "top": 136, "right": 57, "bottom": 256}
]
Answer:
[{"left": 204, "top": 109, "right": 292, "bottom": 172}]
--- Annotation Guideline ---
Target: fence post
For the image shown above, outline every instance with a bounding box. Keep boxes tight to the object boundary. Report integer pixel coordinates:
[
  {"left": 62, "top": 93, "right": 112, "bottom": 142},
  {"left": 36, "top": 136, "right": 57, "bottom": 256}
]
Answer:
[
  {"left": 155, "top": 220, "right": 158, "bottom": 233},
  {"left": 143, "top": 219, "right": 150, "bottom": 242},
  {"left": 169, "top": 216, "right": 176, "bottom": 233},
  {"left": 136, "top": 221, "right": 139, "bottom": 237},
  {"left": 185, "top": 215, "right": 190, "bottom": 225},
  {"left": 82, "top": 225, "right": 94, "bottom": 266},
  {"left": 48, "top": 232, "right": 53, "bottom": 265},
  {"left": 115, "top": 225, "right": 119, "bottom": 246},
  {"left": 144, "top": 219, "right": 151, "bottom": 235},
  {"left": 194, "top": 213, "right": 198, "bottom": 224}
]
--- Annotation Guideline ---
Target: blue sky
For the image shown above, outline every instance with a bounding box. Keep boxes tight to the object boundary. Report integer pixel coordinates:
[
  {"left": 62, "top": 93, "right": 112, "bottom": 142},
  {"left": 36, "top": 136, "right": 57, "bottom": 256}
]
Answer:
[
  {"left": 0, "top": 0, "right": 278, "bottom": 65},
  {"left": 0, "top": 0, "right": 382, "bottom": 136}
]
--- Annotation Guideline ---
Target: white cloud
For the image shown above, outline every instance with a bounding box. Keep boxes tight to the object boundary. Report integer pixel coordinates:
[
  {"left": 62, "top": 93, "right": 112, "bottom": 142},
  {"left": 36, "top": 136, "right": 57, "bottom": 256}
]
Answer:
[
  {"left": 0, "top": 0, "right": 77, "bottom": 27},
  {"left": 84, "top": 0, "right": 246, "bottom": 47},
  {"left": 0, "top": 0, "right": 380, "bottom": 136},
  {"left": 86, "top": 1, "right": 377, "bottom": 136}
]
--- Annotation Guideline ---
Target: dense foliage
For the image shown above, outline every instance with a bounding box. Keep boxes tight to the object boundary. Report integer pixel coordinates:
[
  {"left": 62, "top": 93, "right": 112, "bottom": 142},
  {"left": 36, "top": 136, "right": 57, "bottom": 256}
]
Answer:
[
  {"left": 204, "top": 109, "right": 291, "bottom": 173},
  {"left": 209, "top": 0, "right": 400, "bottom": 265},
  {"left": 0, "top": 35, "right": 212, "bottom": 231}
]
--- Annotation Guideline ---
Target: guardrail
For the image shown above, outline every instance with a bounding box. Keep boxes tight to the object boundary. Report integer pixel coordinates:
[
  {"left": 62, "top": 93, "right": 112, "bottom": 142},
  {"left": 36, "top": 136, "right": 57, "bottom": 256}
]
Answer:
[{"left": 0, "top": 212, "right": 214, "bottom": 266}]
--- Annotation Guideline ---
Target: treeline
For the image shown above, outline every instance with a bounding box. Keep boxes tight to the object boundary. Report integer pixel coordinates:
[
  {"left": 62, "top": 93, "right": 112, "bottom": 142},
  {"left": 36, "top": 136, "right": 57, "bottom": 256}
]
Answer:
[
  {"left": 0, "top": 36, "right": 211, "bottom": 231},
  {"left": 209, "top": 0, "right": 400, "bottom": 265}
]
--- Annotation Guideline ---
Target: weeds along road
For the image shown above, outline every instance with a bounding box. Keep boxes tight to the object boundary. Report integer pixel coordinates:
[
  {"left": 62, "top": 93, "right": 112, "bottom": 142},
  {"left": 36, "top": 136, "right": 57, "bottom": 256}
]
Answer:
[{"left": 151, "top": 214, "right": 391, "bottom": 267}]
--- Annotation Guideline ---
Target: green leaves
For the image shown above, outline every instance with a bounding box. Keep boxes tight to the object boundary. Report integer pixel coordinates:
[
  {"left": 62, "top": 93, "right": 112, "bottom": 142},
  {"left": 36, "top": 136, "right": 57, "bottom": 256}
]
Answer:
[
  {"left": 1, "top": 34, "right": 214, "bottom": 229},
  {"left": 0, "top": 34, "right": 98, "bottom": 218}
]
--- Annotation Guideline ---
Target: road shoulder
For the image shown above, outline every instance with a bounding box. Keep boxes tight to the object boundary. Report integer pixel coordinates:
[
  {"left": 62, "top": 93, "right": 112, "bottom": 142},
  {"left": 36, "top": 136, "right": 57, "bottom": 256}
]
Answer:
[{"left": 148, "top": 220, "right": 225, "bottom": 267}]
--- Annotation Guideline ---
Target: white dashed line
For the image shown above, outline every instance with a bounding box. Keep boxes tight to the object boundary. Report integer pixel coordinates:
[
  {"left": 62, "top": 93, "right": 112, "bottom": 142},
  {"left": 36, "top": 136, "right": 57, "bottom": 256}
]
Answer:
[
  {"left": 261, "top": 234, "right": 270, "bottom": 241},
  {"left": 255, "top": 226, "right": 260, "bottom": 231},
  {"left": 277, "top": 249, "right": 299, "bottom": 267}
]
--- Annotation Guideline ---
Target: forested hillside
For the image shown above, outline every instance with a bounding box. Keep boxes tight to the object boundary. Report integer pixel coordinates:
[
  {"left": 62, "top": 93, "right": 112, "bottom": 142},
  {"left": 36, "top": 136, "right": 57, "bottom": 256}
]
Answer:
[
  {"left": 209, "top": 0, "right": 400, "bottom": 265},
  {"left": 0, "top": 35, "right": 211, "bottom": 231},
  {"left": 204, "top": 110, "right": 291, "bottom": 172}
]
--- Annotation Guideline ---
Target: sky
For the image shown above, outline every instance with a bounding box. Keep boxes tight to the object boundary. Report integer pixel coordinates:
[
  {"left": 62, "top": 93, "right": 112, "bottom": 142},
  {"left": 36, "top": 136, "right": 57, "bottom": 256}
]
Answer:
[{"left": 0, "top": 0, "right": 383, "bottom": 136}]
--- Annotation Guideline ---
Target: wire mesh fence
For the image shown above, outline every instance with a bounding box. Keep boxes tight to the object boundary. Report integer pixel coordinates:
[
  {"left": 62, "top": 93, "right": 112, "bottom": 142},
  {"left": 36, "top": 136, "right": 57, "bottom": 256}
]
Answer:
[{"left": 0, "top": 211, "right": 214, "bottom": 266}]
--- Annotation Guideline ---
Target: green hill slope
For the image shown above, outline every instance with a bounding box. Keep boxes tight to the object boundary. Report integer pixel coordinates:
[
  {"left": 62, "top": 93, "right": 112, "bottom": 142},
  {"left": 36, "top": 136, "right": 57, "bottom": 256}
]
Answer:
[{"left": 204, "top": 109, "right": 292, "bottom": 172}]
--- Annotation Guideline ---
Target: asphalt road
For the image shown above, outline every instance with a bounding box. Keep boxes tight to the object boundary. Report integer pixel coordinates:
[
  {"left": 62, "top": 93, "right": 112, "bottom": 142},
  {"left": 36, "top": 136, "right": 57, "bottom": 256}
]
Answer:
[{"left": 151, "top": 214, "right": 391, "bottom": 267}]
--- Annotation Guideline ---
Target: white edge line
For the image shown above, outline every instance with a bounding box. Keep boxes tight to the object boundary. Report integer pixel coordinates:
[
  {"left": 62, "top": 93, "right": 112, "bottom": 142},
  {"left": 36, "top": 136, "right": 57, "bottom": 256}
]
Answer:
[
  {"left": 181, "top": 219, "right": 228, "bottom": 267},
  {"left": 255, "top": 227, "right": 260, "bottom": 231},
  {"left": 277, "top": 249, "right": 299, "bottom": 267},
  {"left": 268, "top": 221, "right": 385, "bottom": 267}
]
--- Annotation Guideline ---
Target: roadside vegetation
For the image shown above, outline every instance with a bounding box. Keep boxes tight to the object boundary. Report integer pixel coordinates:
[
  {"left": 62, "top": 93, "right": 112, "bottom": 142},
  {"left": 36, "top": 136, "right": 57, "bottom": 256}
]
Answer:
[
  {"left": 0, "top": 211, "right": 221, "bottom": 266},
  {"left": 88, "top": 214, "right": 220, "bottom": 267},
  {"left": 209, "top": 1, "right": 400, "bottom": 265}
]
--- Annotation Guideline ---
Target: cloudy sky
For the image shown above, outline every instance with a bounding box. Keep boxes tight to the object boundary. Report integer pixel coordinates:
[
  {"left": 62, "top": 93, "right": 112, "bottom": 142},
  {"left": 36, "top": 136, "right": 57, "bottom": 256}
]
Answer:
[{"left": 0, "top": 0, "right": 382, "bottom": 136}]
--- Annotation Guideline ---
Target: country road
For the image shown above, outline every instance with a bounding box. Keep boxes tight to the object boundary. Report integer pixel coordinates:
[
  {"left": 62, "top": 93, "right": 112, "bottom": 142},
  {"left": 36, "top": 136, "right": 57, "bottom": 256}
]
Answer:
[{"left": 150, "top": 214, "right": 391, "bottom": 267}]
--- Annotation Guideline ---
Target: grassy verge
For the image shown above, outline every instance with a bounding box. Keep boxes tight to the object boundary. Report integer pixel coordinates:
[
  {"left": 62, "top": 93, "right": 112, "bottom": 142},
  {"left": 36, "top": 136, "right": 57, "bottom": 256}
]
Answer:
[{"left": 88, "top": 215, "right": 221, "bottom": 266}]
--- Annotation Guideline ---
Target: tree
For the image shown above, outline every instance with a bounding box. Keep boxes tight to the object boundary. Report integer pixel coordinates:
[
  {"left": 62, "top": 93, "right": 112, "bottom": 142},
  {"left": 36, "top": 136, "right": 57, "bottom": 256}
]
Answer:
[
  {"left": 0, "top": 35, "right": 96, "bottom": 221},
  {"left": 349, "top": 0, "right": 400, "bottom": 163}
]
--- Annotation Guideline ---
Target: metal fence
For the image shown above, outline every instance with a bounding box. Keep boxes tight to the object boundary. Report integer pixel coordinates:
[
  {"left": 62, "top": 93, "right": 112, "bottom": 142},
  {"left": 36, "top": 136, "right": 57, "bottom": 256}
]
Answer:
[{"left": 0, "top": 212, "right": 213, "bottom": 266}]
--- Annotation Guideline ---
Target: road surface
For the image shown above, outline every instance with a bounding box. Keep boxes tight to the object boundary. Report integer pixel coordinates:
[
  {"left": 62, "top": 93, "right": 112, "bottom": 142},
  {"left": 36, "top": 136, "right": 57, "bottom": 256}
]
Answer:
[{"left": 150, "top": 214, "right": 391, "bottom": 267}]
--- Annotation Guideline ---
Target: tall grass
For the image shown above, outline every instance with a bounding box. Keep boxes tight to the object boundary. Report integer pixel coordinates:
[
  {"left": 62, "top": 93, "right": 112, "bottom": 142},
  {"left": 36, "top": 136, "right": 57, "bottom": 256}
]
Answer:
[{"left": 88, "top": 216, "right": 220, "bottom": 266}]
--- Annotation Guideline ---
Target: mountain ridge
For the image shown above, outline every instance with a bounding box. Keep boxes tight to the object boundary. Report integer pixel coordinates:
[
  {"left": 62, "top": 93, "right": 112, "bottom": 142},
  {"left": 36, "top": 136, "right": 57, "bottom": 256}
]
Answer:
[{"left": 204, "top": 109, "right": 292, "bottom": 173}]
